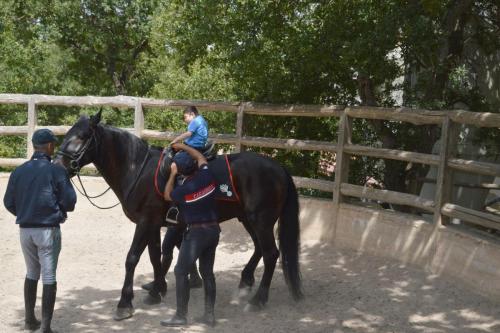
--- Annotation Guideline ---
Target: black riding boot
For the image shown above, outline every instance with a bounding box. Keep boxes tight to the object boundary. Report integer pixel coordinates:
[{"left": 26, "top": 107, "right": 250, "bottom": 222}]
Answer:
[
  {"left": 160, "top": 276, "right": 189, "bottom": 326},
  {"left": 24, "top": 278, "right": 40, "bottom": 331},
  {"left": 195, "top": 277, "right": 216, "bottom": 327},
  {"left": 41, "top": 283, "right": 57, "bottom": 333}
]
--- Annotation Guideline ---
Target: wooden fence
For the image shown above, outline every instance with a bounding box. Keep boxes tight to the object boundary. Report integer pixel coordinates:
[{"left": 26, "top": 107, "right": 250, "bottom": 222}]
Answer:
[{"left": 1, "top": 93, "right": 500, "bottom": 233}]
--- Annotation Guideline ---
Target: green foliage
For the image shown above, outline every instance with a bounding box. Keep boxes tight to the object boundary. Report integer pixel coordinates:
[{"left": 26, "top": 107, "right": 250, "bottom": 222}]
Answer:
[
  {"left": 3, "top": 0, "right": 159, "bottom": 95},
  {"left": 0, "top": 0, "right": 498, "bottom": 199}
]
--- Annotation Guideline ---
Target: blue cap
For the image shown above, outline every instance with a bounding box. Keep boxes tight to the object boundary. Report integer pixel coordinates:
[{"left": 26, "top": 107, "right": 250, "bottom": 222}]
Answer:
[
  {"left": 173, "top": 151, "right": 197, "bottom": 175},
  {"left": 32, "top": 129, "right": 57, "bottom": 145}
]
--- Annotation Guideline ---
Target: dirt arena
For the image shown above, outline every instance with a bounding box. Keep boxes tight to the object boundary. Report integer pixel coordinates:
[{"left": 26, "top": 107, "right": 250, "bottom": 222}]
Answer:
[{"left": 1, "top": 175, "right": 499, "bottom": 333}]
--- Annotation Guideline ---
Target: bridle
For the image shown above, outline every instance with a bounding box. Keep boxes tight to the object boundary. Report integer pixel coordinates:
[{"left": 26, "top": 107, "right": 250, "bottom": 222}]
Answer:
[
  {"left": 56, "top": 129, "right": 98, "bottom": 174},
  {"left": 57, "top": 129, "right": 120, "bottom": 209},
  {"left": 56, "top": 127, "right": 151, "bottom": 210}
]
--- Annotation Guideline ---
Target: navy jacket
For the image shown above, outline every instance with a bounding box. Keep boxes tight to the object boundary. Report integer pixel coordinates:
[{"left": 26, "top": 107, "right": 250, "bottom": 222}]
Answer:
[
  {"left": 3, "top": 152, "right": 77, "bottom": 228},
  {"left": 171, "top": 164, "right": 218, "bottom": 225}
]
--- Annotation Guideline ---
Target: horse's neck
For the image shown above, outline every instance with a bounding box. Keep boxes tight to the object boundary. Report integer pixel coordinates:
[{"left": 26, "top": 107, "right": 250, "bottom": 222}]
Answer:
[{"left": 93, "top": 127, "right": 147, "bottom": 201}]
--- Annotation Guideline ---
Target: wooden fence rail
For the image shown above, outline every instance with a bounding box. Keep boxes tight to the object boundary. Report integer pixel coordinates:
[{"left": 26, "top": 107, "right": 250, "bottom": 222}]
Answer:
[{"left": 1, "top": 93, "right": 499, "bottom": 233}]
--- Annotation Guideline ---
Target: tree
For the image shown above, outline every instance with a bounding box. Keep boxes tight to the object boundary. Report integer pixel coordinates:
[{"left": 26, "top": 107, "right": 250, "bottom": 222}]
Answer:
[
  {"left": 6, "top": 0, "right": 159, "bottom": 96},
  {"left": 152, "top": 0, "right": 499, "bottom": 202}
]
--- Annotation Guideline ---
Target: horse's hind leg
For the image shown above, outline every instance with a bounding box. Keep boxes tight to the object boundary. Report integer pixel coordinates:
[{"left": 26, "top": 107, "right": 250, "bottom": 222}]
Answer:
[
  {"left": 246, "top": 220, "right": 279, "bottom": 311},
  {"left": 239, "top": 220, "right": 262, "bottom": 290},
  {"left": 114, "top": 223, "right": 149, "bottom": 321},
  {"left": 143, "top": 222, "right": 167, "bottom": 305}
]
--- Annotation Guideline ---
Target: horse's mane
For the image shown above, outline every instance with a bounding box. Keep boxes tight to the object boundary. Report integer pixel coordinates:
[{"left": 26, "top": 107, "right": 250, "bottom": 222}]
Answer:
[{"left": 98, "top": 123, "right": 162, "bottom": 153}]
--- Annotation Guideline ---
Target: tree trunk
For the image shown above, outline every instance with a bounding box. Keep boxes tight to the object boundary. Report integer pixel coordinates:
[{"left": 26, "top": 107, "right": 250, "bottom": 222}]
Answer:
[
  {"left": 424, "top": 0, "right": 474, "bottom": 102},
  {"left": 356, "top": 74, "right": 412, "bottom": 211}
]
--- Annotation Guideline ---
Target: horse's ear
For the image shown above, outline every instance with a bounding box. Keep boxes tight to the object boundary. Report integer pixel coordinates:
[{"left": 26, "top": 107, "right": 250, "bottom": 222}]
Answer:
[{"left": 90, "top": 109, "right": 102, "bottom": 127}]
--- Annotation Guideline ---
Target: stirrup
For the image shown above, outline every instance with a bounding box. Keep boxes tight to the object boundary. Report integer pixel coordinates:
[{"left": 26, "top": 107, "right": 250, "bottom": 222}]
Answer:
[{"left": 165, "top": 206, "right": 180, "bottom": 226}]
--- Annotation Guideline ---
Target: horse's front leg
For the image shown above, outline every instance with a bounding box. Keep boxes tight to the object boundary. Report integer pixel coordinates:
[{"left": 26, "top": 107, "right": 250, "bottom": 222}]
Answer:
[
  {"left": 143, "top": 222, "right": 167, "bottom": 305},
  {"left": 114, "top": 223, "right": 149, "bottom": 321}
]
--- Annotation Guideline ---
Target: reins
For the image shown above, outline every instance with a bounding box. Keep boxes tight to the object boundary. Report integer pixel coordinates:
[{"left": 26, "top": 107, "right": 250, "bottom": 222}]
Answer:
[
  {"left": 71, "top": 177, "right": 113, "bottom": 198},
  {"left": 72, "top": 148, "right": 151, "bottom": 210},
  {"left": 73, "top": 173, "right": 121, "bottom": 209},
  {"left": 59, "top": 126, "right": 151, "bottom": 210}
]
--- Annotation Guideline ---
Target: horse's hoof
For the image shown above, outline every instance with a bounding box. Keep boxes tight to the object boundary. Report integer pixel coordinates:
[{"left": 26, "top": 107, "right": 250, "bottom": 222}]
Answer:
[
  {"left": 244, "top": 302, "right": 263, "bottom": 312},
  {"left": 142, "top": 281, "right": 167, "bottom": 295},
  {"left": 113, "top": 307, "right": 134, "bottom": 321},
  {"left": 143, "top": 293, "right": 162, "bottom": 305},
  {"left": 141, "top": 281, "right": 154, "bottom": 292}
]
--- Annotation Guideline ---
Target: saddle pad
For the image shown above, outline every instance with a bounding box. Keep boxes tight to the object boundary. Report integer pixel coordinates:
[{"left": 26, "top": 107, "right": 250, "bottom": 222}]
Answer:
[
  {"left": 209, "top": 155, "right": 239, "bottom": 202},
  {"left": 154, "top": 154, "right": 239, "bottom": 202}
]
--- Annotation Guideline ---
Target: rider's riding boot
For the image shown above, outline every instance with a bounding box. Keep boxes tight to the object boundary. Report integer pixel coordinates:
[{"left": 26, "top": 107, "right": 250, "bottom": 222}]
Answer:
[
  {"left": 160, "top": 275, "right": 189, "bottom": 326},
  {"left": 189, "top": 263, "right": 203, "bottom": 289},
  {"left": 24, "top": 278, "right": 41, "bottom": 331},
  {"left": 195, "top": 276, "right": 216, "bottom": 327},
  {"left": 41, "top": 283, "right": 57, "bottom": 333}
]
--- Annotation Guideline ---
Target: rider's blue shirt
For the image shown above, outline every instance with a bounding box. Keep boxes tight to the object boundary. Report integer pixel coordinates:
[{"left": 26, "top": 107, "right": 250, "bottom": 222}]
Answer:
[
  {"left": 185, "top": 115, "right": 208, "bottom": 148},
  {"left": 171, "top": 164, "right": 218, "bottom": 225},
  {"left": 3, "top": 152, "right": 77, "bottom": 228}
]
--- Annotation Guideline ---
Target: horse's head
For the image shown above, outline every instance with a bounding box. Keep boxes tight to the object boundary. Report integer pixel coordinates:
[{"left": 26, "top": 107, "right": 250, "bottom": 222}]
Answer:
[{"left": 54, "top": 110, "right": 102, "bottom": 177}]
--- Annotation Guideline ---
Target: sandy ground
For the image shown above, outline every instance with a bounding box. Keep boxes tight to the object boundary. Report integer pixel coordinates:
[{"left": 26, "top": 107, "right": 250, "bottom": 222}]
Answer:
[{"left": 1, "top": 174, "right": 499, "bottom": 333}]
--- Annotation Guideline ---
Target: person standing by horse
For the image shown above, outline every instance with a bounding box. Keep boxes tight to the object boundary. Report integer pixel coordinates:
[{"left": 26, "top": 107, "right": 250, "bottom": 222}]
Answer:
[
  {"left": 3, "top": 129, "right": 77, "bottom": 333},
  {"left": 160, "top": 142, "right": 220, "bottom": 327}
]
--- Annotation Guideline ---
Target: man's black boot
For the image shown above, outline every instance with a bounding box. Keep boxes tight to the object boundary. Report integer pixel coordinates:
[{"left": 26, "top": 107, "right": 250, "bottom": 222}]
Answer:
[
  {"left": 41, "top": 283, "right": 57, "bottom": 333},
  {"left": 24, "top": 278, "right": 40, "bottom": 331},
  {"left": 195, "top": 277, "right": 216, "bottom": 327},
  {"left": 160, "top": 313, "right": 187, "bottom": 326},
  {"left": 160, "top": 276, "right": 189, "bottom": 326}
]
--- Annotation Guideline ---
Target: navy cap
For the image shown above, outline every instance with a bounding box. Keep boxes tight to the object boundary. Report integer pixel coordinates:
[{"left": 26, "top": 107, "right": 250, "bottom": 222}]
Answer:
[
  {"left": 32, "top": 129, "right": 57, "bottom": 145},
  {"left": 173, "top": 151, "right": 197, "bottom": 175}
]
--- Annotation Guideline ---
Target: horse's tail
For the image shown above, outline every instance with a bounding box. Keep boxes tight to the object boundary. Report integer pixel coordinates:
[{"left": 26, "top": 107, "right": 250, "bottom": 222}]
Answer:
[{"left": 278, "top": 169, "right": 303, "bottom": 301}]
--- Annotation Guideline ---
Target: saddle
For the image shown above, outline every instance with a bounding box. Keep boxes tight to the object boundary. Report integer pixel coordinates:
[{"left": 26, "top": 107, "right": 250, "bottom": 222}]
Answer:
[
  {"left": 159, "top": 141, "right": 216, "bottom": 178},
  {"left": 154, "top": 144, "right": 239, "bottom": 226}
]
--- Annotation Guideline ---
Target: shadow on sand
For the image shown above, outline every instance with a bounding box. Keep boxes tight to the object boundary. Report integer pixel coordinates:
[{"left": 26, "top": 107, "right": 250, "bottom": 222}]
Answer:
[{"left": 10, "top": 232, "right": 500, "bottom": 333}]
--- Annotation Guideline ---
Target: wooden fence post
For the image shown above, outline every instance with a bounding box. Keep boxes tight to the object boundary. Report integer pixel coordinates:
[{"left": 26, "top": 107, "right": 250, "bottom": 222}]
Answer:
[
  {"left": 332, "top": 111, "right": 352, "bottom": 240},
  {"left": 235, "top": 103, "right": 245, "bottom": 153},
  {"left": 433, "top": 115, "right": 459, "bottom": 227},
  {"left": 26, "top": 98, "right": 37, "bottom": 158},
  {"left": 134, "top": 100, "right": 144, "bottom": 138}
]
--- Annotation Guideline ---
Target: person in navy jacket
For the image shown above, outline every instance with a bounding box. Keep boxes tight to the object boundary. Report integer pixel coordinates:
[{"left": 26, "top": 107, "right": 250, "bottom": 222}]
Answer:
[
  {"left": 3, "top": 128, "right": 76, "bottom": 333},
  {"left": 160, "top": 142, "right": 219, "bottom": 327}
]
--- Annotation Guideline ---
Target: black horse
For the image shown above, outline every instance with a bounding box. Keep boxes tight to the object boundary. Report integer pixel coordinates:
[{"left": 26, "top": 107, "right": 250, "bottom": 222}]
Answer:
[{"left": 54, "top": 110, "right": 302, "bottom": 320}]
